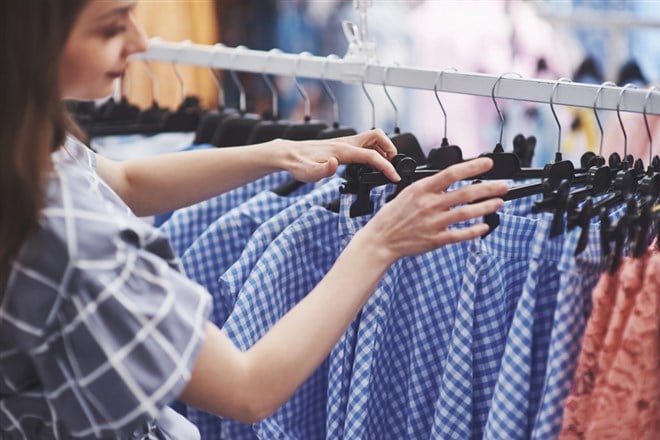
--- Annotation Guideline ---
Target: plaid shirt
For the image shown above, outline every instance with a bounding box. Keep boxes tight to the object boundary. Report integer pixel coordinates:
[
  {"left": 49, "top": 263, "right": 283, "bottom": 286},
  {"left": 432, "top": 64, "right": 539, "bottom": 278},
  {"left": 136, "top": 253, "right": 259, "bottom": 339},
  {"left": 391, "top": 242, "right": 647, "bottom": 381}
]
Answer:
[{"left": 0, "top": 138, "right": 211, "bottom": 439}]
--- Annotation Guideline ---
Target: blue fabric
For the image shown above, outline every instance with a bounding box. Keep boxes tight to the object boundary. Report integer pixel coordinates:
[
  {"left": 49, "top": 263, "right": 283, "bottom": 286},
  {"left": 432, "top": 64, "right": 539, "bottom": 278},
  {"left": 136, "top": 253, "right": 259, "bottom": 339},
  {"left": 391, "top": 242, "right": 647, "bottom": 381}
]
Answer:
[
  {"left": 158, "top": 171, "right": 292, "bottom": 257},
  {"left": 484, "top": 214, "right": 565, "bottom": 439},
  {"left": 216, "top": 179, "right": 343, "bottom": 323},
  {"left": 184, "top": 178, "right": 342, "bottom": 440},
  {"left": 430, "top": 214, "right": 540, "bottom": 440},
  {"left": 345, "top": 222, "right": 477, "bottom": 440},
  {"left": 222, "top": 207, "right": 342, "bottom": 440},
  {"left": 324, "top": 186, "right": 395, "bottom": 440},
  {"left": 530, "top": 224, "right": 604, "bottom": 440},
  {"left": 152, "top": 143, "right": 215, "bottom": 227}
]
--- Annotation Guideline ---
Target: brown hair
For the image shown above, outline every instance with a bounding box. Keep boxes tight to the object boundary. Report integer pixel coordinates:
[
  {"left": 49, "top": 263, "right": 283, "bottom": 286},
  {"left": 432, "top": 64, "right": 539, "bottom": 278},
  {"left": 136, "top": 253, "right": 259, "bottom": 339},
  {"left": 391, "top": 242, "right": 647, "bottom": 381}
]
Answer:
[{"left": 0, "top": 0, "right": 89, "bottom": 288}]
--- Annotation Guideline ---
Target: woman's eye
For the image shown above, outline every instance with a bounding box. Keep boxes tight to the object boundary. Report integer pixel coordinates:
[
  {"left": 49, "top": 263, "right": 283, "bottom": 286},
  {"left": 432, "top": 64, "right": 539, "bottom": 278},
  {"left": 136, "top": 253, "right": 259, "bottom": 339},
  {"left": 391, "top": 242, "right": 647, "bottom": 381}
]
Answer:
[{"left": 102, "top": 26, "right": 127, "bottom": 38}]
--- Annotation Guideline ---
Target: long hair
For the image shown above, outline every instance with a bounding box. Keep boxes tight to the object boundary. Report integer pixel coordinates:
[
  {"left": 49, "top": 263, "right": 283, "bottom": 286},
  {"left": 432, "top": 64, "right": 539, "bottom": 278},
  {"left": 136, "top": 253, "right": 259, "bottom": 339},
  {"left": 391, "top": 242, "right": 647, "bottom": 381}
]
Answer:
[{"left": 0, "top": 0, "right": 89, "bottom": 288}]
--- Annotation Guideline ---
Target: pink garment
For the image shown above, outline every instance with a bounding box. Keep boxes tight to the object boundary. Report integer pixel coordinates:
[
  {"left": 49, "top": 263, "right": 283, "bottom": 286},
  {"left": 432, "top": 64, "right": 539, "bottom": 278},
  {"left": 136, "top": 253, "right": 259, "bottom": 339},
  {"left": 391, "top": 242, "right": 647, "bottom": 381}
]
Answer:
[
  {"left": 585, "top": 251, "right": 660, "bottom": 439},
  {"left": 558, "top": 269, "right": 620, "bottom": 439},
  {"left": 587, "top": 258, "right": 645, "bottom": 412}
]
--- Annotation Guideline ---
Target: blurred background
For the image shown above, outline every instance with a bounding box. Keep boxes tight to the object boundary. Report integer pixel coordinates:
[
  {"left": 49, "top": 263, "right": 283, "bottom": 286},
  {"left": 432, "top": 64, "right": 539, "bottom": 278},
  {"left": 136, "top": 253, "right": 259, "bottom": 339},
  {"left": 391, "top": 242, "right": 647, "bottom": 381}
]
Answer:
[{"left": 116, "top": 0, "right": 660, "bottom": 165}]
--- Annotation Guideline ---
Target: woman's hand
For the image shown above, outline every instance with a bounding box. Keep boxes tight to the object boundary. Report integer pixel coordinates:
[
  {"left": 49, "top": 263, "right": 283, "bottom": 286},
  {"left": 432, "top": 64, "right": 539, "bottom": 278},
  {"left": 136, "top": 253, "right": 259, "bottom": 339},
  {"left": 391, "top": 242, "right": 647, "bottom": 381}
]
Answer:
[
  {"left": 281, "top": 129, "right": 401, "bottom": 183},
  {"left": 357, "top": 157, "right": 508, "bottom": 265}
]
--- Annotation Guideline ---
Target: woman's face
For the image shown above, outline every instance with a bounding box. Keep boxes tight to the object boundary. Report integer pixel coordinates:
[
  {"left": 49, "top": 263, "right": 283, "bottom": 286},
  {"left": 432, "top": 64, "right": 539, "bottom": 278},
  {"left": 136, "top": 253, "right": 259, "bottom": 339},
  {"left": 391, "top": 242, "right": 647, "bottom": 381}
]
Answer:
[{"left": 59, "top": 0, "right": 148, "bottom": 100}]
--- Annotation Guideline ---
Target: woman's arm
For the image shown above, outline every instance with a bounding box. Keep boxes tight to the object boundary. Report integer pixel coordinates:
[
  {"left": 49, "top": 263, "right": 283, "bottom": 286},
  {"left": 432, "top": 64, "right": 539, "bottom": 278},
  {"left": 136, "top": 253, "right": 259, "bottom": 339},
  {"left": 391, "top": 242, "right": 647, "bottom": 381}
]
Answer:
[
  {"left": 95, "top": 130, "right": 400, "bottom": 217},
  {"left": 179, "top": 158, "right": 508, "bottom": 423}
]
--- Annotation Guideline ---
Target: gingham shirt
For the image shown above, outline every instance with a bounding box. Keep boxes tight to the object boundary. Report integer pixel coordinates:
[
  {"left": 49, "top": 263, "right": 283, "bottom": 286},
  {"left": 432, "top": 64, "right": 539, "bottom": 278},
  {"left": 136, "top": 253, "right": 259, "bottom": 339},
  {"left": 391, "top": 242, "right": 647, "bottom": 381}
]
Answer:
[
  {"left": 222, "top": 207, "right": 342, "bottom": 439},
  {"left": 0, "top": 138, "right": 211, "bottom": 439},
  {"left": 183, "top": 178, "right": 342, "bottom": 440},
  {"left": 484, "top": 214, "right": 564, "bottom": 439},
  {"left": 431, "top": 213, "right": 540, "bottom": 440},
  {"left": 158, "top": 171, "right": 293, "bottom": 257},
  {"left": 325, "top": 187, "right": 395, "bottom": 440},
  {"left": 530, "top": 224, "right": 605, "bottom": 439},
  {"left": 340, "top": 218, "right": 475, "bottom": 440}
]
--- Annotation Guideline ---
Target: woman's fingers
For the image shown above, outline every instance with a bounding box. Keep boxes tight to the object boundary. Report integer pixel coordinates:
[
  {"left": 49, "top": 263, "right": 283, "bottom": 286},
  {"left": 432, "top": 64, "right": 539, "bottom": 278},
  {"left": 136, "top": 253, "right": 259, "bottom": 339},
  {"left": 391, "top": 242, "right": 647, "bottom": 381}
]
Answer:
[
  {"left": 338, "top": 146, "right": 401, "bottom": 182},
  {"left": 435, "top": 198, "right": 504, "bottom": 230},
  {"left": 417, "top": 157, "right": 495, "bottom": 193},
  {"left": 435, "top": 180, "right": 509, "bottom": 209},
  {"left": 434, "top": 223, "right": 492, "bottom": 246},
  {"left": 353, "top": 128, "right": 398, "bottom": 160}
]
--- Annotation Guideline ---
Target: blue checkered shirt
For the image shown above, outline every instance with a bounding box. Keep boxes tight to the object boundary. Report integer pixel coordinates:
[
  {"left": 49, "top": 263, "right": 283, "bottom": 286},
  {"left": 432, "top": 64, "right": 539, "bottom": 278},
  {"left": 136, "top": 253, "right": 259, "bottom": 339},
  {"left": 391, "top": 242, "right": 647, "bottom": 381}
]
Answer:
[
  {"left": 183, "top": 178, "right": 342, "bottom": 440},
  {"left": 216, "top": 179, "right": 343, "bottom": 325},
  {"left": 158, "top": 171, "right": 293, "bottom": 257},
  {"left": 222, "top": 207, "right": 342, "bottom": 439},
  {"left": 483, "top": 214, "right": 565, "bottom": 439},
  {"left": 323, "top": 186, "right": 397, "bottom": 440},
  {"left": 0, "top": 138, "right": 211, "bottom": 439},
  {"left": 530, "top": 224, "right": 605, "bottom": 439},
  {"left": 343, "top": 223, "right": 477, "bottom": 439},
  {"left": 325, "top": 185, "right": 539, "bottom": 440},
  {"left": 430, "top": 213, "right": 541, "bottom": 440}
]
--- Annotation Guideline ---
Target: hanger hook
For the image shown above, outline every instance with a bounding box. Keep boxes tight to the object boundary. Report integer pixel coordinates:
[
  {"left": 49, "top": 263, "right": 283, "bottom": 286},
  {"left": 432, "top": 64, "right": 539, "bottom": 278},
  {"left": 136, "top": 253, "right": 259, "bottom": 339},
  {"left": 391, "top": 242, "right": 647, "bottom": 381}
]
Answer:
[
  {"left": 616, "top": 83, "right": 638, "bottom": 158},
  {"left": 208, "top": 43, "right": 226, "bottom": 108},
  {"left": 643, "top": 86, "right": 659, "bottom": 164},
  {"left": 592, "top": 81, "right": 617, "bottom": 157},
  {"left": 491, "top": 72, "right": 523, "bottom": 148},
  {"left": 321, "top": 54, "right": 340, "bottom": 127},
  {"left": 361, "top": 63, "right": 375, "bottom": 129},
  {"left": 549, "top": 77, "right": 572, "bottom": 160},
  {"left": 229, "top": 45, "right": 248, "bottom": 113},
  {"left": 293, "top": 51, "right": 312, "bottom": 121},
  {"left": 262, "top": 48, "right": 282, "bottom": 120},
  {"left": 434, "top": 67, "right": 458, "bottom": 143},
  {"left": 141, "top": 60, "right": 158, "bottom": 105},
  {"left": 382, "top": 63, "right": 400, "bottom": 134},
  {"left": 171, "top": 40, "right": 191, "bottom": 103}
]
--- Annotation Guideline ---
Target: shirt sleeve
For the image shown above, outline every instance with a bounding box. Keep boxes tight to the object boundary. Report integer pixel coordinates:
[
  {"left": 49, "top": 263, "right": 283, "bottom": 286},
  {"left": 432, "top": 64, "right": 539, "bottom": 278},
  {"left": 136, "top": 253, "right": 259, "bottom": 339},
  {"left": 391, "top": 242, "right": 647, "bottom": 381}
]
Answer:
[{"left": 27, "top": 220, "right": 212, "bottom": 438}]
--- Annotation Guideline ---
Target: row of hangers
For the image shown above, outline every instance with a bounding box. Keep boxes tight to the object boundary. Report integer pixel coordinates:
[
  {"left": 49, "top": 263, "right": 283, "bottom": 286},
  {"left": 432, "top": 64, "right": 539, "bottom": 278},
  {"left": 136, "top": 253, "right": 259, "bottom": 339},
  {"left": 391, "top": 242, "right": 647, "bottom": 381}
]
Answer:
[
  {"left": 67, "top": 45, "right": 660, "bottom": 271},
  {"left": 340, "top": 75, "right": 660, "bottom": 273}
]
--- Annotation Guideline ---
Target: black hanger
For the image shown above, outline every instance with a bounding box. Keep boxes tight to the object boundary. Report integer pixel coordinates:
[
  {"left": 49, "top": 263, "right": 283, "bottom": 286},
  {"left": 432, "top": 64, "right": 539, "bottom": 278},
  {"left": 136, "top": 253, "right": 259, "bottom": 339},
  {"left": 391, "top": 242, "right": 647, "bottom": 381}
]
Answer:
[
  {"left": 246, "top": 70, "right": 290, "bottom": 144},
  {"left": 626, "top": 86, "right": 660, "bottom": 256},
  {"left": 161, "top": 58, "right": 202, "bottom": 133},
  {"left": 380, "top": 64, "right": 427, "bottom": 165},
  {"left": 194, "top": 47, "right": 239, "bottom": 144},
  {"left": 316, "top": 55, "right": 357, "bottom": 139},
  {"left": 542, "top": 81, "right": 618, "bottom": 241},
  {"left": 281, "top": 53, "right": 327, "bottom": 141},
  {"left": 136, "top": 60, "right": 171, "bottom": 126},
  {"left": 211, "top": 50, "right": 261, "bottom": 147},
  {"left": 87, "top": 70, "right": 164, "bottom": 137},
  {"left": 424, "top": 68, "right": 464, "bottom": 170},
  {"left": 572, "top": 84, "right": 650, "bottom": 254}
]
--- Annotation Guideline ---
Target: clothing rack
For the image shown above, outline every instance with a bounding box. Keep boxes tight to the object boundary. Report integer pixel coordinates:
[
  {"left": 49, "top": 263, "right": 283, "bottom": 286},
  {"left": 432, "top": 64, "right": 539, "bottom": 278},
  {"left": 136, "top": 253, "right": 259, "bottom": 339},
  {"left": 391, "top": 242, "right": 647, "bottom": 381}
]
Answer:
[
  {"left": 532, "top": 3, "right": 660, "bottom": 81},
  {"left": 132, "top": 39, "right": 660, "bottom": 116}
]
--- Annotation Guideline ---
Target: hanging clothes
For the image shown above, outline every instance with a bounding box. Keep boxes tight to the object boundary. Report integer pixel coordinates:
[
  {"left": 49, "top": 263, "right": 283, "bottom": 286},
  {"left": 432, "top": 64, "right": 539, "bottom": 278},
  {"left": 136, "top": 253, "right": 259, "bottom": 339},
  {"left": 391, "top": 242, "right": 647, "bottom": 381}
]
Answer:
[
  {"left": 484, "top": 216, "right": 565, "bottom": 439},
  {"left": 559, "top": 248, "right": 658, "bottom": 439},
  {"left": 184, "top": 178, "right": 343, "bottom": 440},
  {"left": 531, "top": 225, "right": 604, "bottom": 439},
  {"left": 584, "top": 249, "right": 660, "bottom": 439},
  {"left": 158, "top": 171, "right": 291, "bottom": 257},
  {"left": 431, "top": 214, "right": 541, "bottom": 440},
  {"left": 221, "top": 206, "right": 344, "bottom": 439}
]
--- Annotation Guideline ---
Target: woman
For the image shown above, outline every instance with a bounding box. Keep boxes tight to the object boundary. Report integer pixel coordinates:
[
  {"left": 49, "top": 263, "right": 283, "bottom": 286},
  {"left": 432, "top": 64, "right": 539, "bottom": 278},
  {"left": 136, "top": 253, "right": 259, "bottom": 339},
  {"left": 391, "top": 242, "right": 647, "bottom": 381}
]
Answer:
[{"left": 0, "top": 1, "right": 507, "bottom": 438}]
